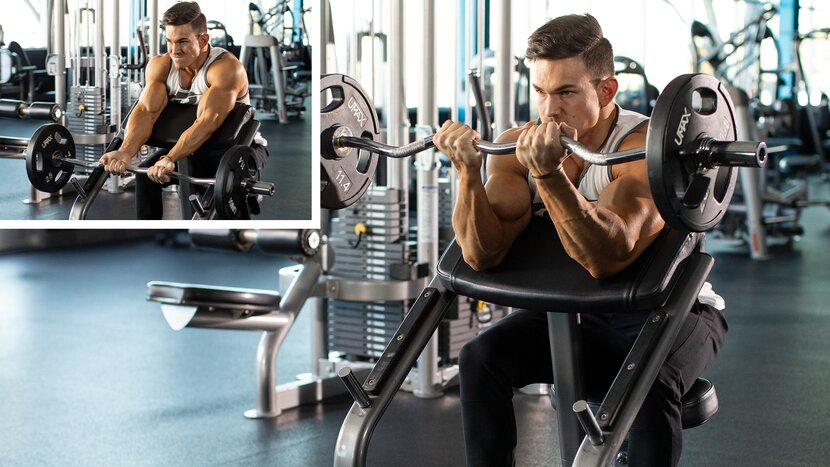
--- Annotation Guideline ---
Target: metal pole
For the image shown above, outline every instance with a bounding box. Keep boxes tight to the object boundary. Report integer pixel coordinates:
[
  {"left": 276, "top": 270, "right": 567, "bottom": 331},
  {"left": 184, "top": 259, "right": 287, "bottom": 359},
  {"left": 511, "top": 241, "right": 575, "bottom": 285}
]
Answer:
[
  {"left": 728, "top": 85, "right": 769, "bottom": 260},
  {"left": 45, "top": 0, "right": 54, "bottom": 55},
  {"left": 55, "top": 0, "right": 66, "bottom": 114},
  {"left": 311, "top": 297, "right": 328, "bottom": 377},
  {"left": 450, "top": 0, "right": 462, "bottom": 211},
  {"left": 110, "top": 0, "right": 121, "bottom": 129},
  {"left": 414, "top": 0, "right": 441, "bottom": 400},
  {"left": 95, "top": 0, "right": 104, "bottom": 88},
  {"left": 320, "top": 0, "right": 329, "bottom": 74},
  {"left": 477, "top": 0, "right": 485, "bottom": 91},
  {"left": 464, "top": 0, "right": 473, "bottom": 128},
  {"left": 418, "top": 0, "right": 436, "bottom": 130},
  {"left": 148, "top": 0, "right": 159, "bottom": 57},
  {"left": 493, "top": 0, "right": 511, "bottom": 136},
  {"left": 386, "top": 0, "right": 407, "bottom": 192}
]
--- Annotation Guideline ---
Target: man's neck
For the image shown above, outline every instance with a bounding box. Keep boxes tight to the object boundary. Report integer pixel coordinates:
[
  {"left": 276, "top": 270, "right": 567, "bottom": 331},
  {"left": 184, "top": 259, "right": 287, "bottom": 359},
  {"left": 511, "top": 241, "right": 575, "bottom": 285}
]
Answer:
[
  {"left": 182, "top": 46, "right": 210, "bottom": 77},
  {"left": 579, "top": 104, "right": 618, "bottom": 152}
]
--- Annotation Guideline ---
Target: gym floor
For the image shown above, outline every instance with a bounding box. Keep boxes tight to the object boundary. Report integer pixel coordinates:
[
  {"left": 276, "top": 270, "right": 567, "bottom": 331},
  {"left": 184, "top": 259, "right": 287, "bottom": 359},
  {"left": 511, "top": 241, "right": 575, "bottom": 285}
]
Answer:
[
  {"left": 1, "top": 195, "right": 830, "bottom": 466},
  {"left": 0, "top": 108, "right": 311, "bottom": 221}
]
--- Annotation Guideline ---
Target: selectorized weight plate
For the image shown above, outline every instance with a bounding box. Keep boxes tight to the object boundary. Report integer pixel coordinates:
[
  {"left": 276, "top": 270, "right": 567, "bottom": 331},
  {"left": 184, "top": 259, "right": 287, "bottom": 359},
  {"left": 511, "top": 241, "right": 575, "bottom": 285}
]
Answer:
[
  {"left": 215, "top": 145, "right": 258, "bottom": 220},
  {"left": 647, "top": 74, "right": 739, "bottom": 232},
  {"left": 320, "top": 74, "right": 381, "bottom": 210},
  {"left": 25, "top": 124, "right": 76, "bottom": 193}
]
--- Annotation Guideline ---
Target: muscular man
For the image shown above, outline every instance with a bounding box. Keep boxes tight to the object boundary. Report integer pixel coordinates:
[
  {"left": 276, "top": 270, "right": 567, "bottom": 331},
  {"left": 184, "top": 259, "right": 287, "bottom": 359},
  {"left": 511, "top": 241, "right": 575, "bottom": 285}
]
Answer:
[
  {"left": 433, "top": 14, "right": 727, "bottom": 467},
  {"left": 100, "top": 2, "right": 268, "bottom": 219}
]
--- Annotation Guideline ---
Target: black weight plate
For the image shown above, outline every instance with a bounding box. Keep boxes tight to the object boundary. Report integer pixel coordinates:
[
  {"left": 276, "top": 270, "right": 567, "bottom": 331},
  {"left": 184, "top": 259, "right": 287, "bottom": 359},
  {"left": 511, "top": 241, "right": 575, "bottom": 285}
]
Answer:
[
  {"left": 215, "top": 145, "right": 258, "bottom": 220},
  {"left": 25, "top": 124, "right": 76, "bottom": 193},
  {"left": 647, "top": 74, "right": 738, "bottom": 232},
  {"left": 320, "top": 74, "right": 380, "bottom": 210}
]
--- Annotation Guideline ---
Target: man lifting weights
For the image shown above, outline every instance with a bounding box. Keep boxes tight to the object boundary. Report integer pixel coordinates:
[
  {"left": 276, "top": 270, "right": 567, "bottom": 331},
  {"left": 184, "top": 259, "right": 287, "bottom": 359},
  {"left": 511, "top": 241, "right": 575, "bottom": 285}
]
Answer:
[
  {"left": 100, "top": 2, "right": 268, "bottom": 219},
  {"left": 432, "top": 14, "right": 727, "bottom": 467}
]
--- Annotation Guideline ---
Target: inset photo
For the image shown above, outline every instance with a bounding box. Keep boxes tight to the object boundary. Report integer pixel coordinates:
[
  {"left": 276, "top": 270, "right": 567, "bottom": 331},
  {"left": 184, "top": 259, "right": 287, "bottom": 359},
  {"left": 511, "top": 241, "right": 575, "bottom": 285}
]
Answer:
[{"left": 0, "top": 0, "right": 313, "bottom": 222}]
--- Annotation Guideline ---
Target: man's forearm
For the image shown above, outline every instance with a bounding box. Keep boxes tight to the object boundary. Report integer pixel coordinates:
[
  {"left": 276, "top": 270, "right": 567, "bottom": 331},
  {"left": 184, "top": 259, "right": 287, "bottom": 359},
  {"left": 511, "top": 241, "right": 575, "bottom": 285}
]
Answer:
[
  {"left": 165, "top": 117, "right": 221, "bottom": 161},
  {"left": 119, "top": 110, "right": 156, "bottom": 156},
  {"left": 452, "top": 173, "right": 511, "bottom": 270},
  {"left": 536, "top": 169, "right": 632, "bottom": 277}
]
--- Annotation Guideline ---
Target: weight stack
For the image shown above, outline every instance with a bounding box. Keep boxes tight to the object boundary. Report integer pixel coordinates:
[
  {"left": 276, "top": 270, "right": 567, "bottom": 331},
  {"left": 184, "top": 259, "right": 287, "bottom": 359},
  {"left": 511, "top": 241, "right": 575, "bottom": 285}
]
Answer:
[
  {"left": 328, "top": 187, "right": 414, "bottom": 359},
  {"left": 67, "top": 86, "right": 110, "bottom": 169}
]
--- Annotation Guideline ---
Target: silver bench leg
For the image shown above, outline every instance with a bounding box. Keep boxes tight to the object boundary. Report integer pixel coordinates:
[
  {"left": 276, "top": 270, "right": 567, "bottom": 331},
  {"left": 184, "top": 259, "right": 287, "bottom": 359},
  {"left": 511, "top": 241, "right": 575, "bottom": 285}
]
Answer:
[{"left": 245, "top": 315, "right": 294, "bottom": 418}]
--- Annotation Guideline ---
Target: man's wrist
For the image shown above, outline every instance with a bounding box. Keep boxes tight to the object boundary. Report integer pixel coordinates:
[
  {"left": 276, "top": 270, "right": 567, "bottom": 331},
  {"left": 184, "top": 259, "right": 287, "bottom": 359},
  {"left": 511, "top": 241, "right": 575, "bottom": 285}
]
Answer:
[
  {"left": 458, "top": 168, "right": 484, "bottom": 184},
  {"left": 531, "top": 165, "right": 564, "bottom": 180}
]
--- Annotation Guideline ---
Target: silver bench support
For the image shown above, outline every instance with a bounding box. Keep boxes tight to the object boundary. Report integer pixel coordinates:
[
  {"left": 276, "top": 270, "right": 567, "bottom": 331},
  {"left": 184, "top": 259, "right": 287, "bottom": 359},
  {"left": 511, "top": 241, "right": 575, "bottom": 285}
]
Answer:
[{"left": 151, "top": 232, "right": 428, "bottom": 419}]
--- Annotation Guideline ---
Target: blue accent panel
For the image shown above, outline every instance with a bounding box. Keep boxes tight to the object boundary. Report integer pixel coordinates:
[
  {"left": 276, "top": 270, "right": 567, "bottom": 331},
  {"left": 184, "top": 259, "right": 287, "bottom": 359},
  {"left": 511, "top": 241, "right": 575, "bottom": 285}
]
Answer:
[{"left": 778, "top": 0, "right": 799, "bottom": 98}]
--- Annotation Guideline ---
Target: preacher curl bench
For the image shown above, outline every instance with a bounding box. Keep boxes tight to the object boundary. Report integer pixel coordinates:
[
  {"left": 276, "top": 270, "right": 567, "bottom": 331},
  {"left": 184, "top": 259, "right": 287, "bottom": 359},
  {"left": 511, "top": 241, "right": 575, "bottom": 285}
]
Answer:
[{"left": 334, "top": 217, "right": 719, "bottom": 466}]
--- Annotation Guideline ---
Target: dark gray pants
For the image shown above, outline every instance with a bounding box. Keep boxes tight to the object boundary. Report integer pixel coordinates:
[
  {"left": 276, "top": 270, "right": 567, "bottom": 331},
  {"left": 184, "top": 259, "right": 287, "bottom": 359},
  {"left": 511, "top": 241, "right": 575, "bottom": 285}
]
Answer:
[{"left": 458, "top": 302, "right": 727, "bottom": 467}]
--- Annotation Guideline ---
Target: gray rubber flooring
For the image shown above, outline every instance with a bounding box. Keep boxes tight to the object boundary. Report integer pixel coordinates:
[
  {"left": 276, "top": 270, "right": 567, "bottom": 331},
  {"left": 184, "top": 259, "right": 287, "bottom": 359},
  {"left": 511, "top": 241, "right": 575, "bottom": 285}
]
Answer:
[
  {"left": 0, "top": 108, "right": 311, "bottom": 221},
  {"left": 1, "top": 196, "right": 830, "bottom": 466}
]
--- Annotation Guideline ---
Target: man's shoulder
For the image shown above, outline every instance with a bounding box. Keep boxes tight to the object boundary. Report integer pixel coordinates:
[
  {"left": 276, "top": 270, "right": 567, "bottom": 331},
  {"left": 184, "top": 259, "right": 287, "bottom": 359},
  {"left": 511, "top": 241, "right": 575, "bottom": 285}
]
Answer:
[
  {"left": 210, "top": 52, "right": 244, "bottom": 72},
  {"left": 146, "top": 54, "right": 172, "bottom": 82},
  {"left": 206, "top": 53, "right": 246, "bottom": 85}
]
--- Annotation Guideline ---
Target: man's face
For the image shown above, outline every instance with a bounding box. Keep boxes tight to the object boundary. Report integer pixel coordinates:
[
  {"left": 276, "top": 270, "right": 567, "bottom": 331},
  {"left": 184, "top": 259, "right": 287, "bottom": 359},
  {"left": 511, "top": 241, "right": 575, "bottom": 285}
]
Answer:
[
  {"left": 531, "top": 56, "right": 608, "bottom": 135},
  {"left": 165, "top": 24, "right": 206, "bottom": 69}
]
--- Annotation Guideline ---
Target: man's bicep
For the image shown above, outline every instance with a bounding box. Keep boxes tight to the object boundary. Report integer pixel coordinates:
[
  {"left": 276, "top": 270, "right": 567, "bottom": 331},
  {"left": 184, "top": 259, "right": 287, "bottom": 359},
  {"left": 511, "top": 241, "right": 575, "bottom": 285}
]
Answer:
[
  {"left": 598, "top": 162, "right": 665, "bottom": 239},
  {"left": 137, "top": 56, "right": 170, "bottom": 115},
  {"left": 197, "top": 85, "right": 236, "bottom": 123},
  {"left": 197, "top": 62, "right": 245, "bottom": 125},
  {"left": 484, "top": 169, "right": 533, "bottom": 248},
  {"left": 137, "top": 80, "right": 168, "bottom": 115}
]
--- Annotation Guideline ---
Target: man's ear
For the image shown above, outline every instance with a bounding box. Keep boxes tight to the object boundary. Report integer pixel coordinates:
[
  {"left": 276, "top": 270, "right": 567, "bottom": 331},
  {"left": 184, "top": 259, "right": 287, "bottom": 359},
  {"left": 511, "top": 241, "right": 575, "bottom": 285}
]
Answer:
[
  {"left": 598, "top": 76, "right": 618, "bottom": 108},
  {"left": 198, "top": 33, "right": 210, "bottom": 48}
]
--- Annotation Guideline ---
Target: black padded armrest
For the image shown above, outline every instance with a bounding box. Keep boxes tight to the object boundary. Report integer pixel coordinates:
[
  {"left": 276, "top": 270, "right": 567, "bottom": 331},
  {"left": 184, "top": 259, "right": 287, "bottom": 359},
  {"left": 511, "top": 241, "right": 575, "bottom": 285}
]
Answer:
[
  {"left": 145, "top": 102, "right": 255, "bottom": 150},
  {"left": 147, "top": 281, "right": 280, "bottom": 314},
  {"left": 436, "top": 216, "right": 703, "bottom": 313}
]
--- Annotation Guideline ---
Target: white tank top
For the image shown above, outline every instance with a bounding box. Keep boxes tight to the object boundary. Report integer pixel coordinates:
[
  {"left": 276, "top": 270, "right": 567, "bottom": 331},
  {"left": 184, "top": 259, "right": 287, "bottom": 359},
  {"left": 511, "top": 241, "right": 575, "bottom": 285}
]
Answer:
[
  {"left": 524, "top": 106, "right": 724, "bottom": 309},
  {"left": 164, "top": 46, "right": 264, "bottom": 146},
  {"left": 165, "top": 46, "right": 250, "bottom": 105}
]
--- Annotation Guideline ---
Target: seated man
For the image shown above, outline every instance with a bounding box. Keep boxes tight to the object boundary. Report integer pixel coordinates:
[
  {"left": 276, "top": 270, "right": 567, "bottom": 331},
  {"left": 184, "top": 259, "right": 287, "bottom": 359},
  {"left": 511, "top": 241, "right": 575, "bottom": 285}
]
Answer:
[
  {"left": 433, "top": 14, "right": 727, "bottom": 467},
  {"left": 100, "top": 1, "right": 268, "bottom": 219}
]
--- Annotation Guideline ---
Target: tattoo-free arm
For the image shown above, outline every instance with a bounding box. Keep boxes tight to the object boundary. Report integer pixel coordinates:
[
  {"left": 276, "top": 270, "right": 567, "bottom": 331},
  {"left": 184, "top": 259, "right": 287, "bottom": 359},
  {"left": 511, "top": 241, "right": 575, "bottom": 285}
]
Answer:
[{"left": 535, "top": 130, "right": 665, "bottom": 278}]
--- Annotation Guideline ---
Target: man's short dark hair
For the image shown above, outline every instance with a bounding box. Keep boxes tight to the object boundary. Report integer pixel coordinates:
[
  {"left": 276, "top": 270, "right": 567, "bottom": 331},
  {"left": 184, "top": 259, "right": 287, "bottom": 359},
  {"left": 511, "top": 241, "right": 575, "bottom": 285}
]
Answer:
[
  {"left": 525, "top": 14, "right": 614, "bottom": 79},
  {"left": 162, "top": 1, "right": 207, "bottom": 35}
]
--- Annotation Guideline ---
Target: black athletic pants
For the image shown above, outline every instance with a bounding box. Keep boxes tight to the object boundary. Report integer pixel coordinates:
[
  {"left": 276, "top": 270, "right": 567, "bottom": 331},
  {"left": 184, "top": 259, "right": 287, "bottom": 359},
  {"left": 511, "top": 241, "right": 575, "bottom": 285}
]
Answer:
[
  {"left": 135, "top": 143, "right": 268, "bottom": 220},
  {"left": 458, "top": 302, "right": 727, "bottom": 467}
]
